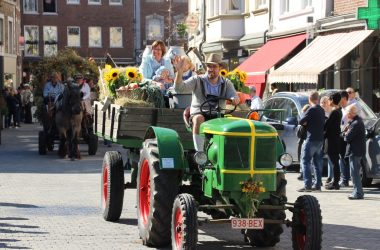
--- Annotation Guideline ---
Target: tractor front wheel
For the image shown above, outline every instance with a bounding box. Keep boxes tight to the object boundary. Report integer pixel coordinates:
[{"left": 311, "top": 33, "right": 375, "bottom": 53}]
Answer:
[
  {"left": 171, "top": 193, "right": 198, "bottom": 250},
  {"left": 291, "top": 195, "right": 322, "bottom": 250},
  {"left": 101, "top": 151, "right": 125, "bottom": 221},
  {"left": 137, "top": 139, "right": 181, "bottom": 247}
]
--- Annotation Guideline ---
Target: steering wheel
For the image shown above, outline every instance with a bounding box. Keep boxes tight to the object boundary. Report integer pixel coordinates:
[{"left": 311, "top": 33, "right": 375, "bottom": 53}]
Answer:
[{"left": 200, "top": 97, "right": 237, "bottom": 117}]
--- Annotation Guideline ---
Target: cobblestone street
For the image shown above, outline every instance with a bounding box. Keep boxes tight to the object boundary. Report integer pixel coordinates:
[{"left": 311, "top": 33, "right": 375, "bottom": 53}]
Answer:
[{"left": 1, "top": 124, "right": 380, "bottom": 249}]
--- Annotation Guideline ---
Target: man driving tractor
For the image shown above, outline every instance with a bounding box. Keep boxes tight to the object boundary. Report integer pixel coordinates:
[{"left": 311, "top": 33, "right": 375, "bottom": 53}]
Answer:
[{"left": 174, "top": 53, "right": 239, "bottom": 152}]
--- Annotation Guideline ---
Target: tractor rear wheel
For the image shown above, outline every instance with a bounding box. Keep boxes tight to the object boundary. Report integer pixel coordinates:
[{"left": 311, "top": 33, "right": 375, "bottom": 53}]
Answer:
[
  {"left": 137, "top": 139, "right": 181, "bottom": 247},
  {"left": 171, "top": 193, "right": 198, "bottom": 250},
  {"left": 101, "top": 151, "right": 125, "bottom": 221},
  {"left": 245, "top": 172, "right": 287, "bottom": 247},
  {"left": 38, "top": 131, "right": 47, "bottom": 155},
  {"left": 291, "top": 195, "right": 322, "bottom": 250}
]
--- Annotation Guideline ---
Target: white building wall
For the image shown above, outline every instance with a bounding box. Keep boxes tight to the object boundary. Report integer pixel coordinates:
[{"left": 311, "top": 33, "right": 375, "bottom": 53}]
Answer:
[{"left": 244, "top": 1, "right": 270, "bottom": 36}]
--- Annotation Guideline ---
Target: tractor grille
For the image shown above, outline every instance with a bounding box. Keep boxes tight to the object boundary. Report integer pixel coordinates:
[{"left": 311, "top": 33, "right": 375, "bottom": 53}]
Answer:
[
  {"left": 255, "top": 137, "right": 276, "bottom": 169},
  {"left": 224, "top": 137, "right": 250, "bottom": 169}
]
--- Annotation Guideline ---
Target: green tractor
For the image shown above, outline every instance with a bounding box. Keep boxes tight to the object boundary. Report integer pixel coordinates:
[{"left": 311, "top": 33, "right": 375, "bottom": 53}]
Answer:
[{"left": 99, "top": 98, "right": 322, "bottom": 249}]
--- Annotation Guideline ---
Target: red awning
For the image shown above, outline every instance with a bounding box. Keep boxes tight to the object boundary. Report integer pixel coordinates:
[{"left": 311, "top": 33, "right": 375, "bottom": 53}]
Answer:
[{"left": 238, "top": 34, "right": 306, "bottom": 97}]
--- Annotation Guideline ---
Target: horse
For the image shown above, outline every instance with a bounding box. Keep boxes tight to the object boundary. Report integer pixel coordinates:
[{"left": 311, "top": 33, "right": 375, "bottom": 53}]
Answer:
[{"left": 55, "top": 84, "right": 83, "bottom": 160}]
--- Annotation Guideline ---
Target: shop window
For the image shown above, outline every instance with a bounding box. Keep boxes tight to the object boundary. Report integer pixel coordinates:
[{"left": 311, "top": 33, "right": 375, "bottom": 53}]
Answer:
[
  {"left": 67, "top": 26, "right": 80, "bottom": 47},
  {"left": 43, "top": 0, "right": 57, "bottom": 13},
  {"left": 23, "top": 0, "right": 38, "bottom": 13}
]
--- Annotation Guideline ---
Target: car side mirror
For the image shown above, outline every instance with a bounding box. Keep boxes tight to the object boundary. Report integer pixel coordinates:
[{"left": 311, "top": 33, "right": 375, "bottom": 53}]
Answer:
[{"left": 285, "top": 116, "right": 298, "bottom": 126}]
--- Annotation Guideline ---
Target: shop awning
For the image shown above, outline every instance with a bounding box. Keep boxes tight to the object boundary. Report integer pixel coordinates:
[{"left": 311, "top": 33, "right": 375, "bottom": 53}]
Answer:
[
  {"left": 269, "top": 30, "right": 374, "bottom": 84},
  {"left": 237, "top": 34, "right": 306, "bottom": 96}
]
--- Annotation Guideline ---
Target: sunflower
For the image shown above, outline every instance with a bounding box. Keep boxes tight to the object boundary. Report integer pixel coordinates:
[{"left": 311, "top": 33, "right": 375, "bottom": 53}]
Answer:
[
  {"left": 103, "top": 72, "right": 112, "bottom": 83},
  {"left": 219, "top": 69, "right": 228, "bottom": 77},
  {"left": 136, "top": 72, "right": 143, "bottom": 82},
  {"left": 105, "top": 64, "right": 112, "bottom": 70},
  {"left": 125, "top": 67, "right": 138, "bottom": 81},
  {"left": 110, "top": 68, "right": 120, "bottom": 81},
  {"left": 240, "top": 71, "right": 247, "bottom": 83}
]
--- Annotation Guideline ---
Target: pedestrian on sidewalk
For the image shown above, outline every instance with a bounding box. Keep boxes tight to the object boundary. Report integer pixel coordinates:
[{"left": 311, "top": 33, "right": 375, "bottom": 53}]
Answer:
[
  {"left": 343, "top": 104, "right": 366, "bottom": 199},
  {"left": 325, "top": 92, "right": 342, "bottom": 190},
  {"left": 297, "top": 91, "right": 325, "bottom": 192},
  {"left": 339, "top": 91, "right": 351, "bottom": 187}
]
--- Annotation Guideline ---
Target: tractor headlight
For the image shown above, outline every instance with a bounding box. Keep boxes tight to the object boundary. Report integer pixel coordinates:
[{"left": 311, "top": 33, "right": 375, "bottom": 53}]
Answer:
[
  {"left": 194, "top": 151, "right": 207, "bottom": 165},
  {"left": 279, "top": 153, "right": 293, "bottom": 167}
]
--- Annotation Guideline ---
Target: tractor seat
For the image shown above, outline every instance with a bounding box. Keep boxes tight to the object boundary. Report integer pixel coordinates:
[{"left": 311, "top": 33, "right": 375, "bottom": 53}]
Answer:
[{"left": 183, "top": 107, "right": 191, "bottom": 130}]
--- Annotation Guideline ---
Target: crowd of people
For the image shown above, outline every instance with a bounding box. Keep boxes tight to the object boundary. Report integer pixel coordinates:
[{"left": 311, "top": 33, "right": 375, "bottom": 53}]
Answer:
[
  {"left": 297, "top": 88, "right": 366, "bottom": 200},
  {"left": 1, "top": 83, "right": 34, "bottom": 128}
]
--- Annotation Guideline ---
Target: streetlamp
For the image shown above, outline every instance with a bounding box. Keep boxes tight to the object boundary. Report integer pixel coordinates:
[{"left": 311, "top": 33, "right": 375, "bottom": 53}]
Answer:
[{"left": 166, "top": 0, "right": 172, "bottom": 46}]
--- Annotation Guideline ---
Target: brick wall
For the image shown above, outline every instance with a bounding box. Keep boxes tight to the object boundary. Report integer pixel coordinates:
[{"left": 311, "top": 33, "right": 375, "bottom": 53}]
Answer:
[{"left": 334, "top": 0, "right": 366, "bottom": 15}]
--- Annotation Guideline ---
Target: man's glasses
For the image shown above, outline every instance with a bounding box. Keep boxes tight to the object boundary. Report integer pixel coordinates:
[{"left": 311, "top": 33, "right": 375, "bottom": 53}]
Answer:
[{"left": 347, "top": 91, "right": 354, "bottom": 94}]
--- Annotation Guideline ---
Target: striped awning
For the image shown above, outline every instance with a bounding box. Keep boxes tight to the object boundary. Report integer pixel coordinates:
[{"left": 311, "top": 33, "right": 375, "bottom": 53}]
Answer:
[{"left": 269, "top": 30, "right": 374, "bottom": 84}]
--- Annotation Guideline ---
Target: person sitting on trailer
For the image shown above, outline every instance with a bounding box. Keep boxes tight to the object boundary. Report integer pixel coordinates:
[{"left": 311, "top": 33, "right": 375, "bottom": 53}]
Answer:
[{"left": 173, "top": 53, "right": 239, "bottom": 152}]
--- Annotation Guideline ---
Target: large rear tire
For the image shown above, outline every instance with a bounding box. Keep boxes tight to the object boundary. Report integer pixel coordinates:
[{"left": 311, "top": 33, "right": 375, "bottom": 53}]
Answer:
[
  {"left": 291, "top": 195, "right": 322, "bottom": 250},
  {"left": 88, "top": 134, "right": 98, "bottom": 155},
  {"left": 137, "top": 139, "right": 181, "bottom": 247},
  {"left": 38, "top": 131, "right": 47, "bottom": 155},
  {"left": 245, "top": 171, "right": 287, "bottom": 247},
  {"left": 171, "top": 193, "right": 198, "bottom": 250},
  {"left": 101, "top": 151, "right": 125, "bottom": 221}
]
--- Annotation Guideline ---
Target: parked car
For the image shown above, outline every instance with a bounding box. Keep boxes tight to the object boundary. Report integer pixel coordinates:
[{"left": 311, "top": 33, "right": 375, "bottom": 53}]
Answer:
[{"left": 262, "top": 90, "right": 380, "bottom": 186}]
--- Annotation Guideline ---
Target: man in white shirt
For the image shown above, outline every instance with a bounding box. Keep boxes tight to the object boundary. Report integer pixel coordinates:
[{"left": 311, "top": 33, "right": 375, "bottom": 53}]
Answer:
[
  {"left": 75, "top": 74, "right": 92, "bottom": 116},
  {"left": 249, "top": 86, "right": 263, "bottom": 110}
]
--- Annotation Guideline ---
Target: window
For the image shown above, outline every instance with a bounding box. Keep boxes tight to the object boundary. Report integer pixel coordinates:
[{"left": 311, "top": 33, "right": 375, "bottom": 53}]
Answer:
[
  {"left": 146, "top": 15, "right": 164, "bottom": 41},
  {"left": 229, "top": 0, "right": 241, "bottom": 10},
  {"left": 145, "top": 0, "right": 163, "bottom": 2},
  {"left": 109, "top": 0, "right": 122, "bottom": 5},
  {"left": 88, "top": 0, "right": 101, "bottom": 4},
  {"left": 8, "top": 19, "right": 14, "bottom": 54},
  {"left": 280, "top": 0, "right": 289, "bottom": 14},
  {"left": 110, "top": 27, "right": 122, "bottom": 47},
  {"left": 43, "top": 0, "right": 57, "bottom": 13},
  {"left": 43, "top": 26, "right": 57, "bottom": 56},
  {"left": 24, "top": 25, "right": 39, "bottom": 56},
  {"left": 89, "top": 27, "right": 102, "bottom": 47},
  {"left": 224, "top": 137, "right": 250, "bottom": 169},
  {"left": 301, "top": 0, "right": 312, "bottom": 9},
  {"left": 67, "top": 26, "right": 80, "bottom": 47},
  {"left": 67, "top": 0, "right": 80, "bottom": 4},
  {"left": 207, "top": 0, "right": 219, "bottom": 17},
  {"left": 23, "top": 0, "right": 38, "bottom": 13},
  {"left": 255, "top": 0, "right": 267, "bottom": 10},
  {"left": 173, "top": 0, "right": 187, "bottom": 2}
]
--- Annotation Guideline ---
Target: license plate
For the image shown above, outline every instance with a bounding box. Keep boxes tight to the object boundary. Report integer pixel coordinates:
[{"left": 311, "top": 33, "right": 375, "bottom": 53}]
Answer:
[{"left": 231, "top": 218, "right": 264, "bottom": 229}]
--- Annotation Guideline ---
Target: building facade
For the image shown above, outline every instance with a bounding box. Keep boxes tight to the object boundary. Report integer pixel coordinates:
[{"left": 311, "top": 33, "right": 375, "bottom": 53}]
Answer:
[
  {"left": 21, "top": 0, "right": 188, "bottom": 73},
  {"left": 0, "top": 0, "right": 22, "bottom": 89}
]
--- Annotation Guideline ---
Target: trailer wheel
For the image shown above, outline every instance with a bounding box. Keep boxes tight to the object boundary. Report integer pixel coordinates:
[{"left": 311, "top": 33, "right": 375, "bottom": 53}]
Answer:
[
  {"left": 171, "top": 193, "right": 198, "bottom": 250},
  {"left": 137, "top": 139, "right": 181, "bottom": 247},
  {"left": 38, "top": 131, "right": 47, "bottom": 155},
  {"left": 291, "top": 195, "right": 322, "bottom": 250},
  {"left": 101, "top": 151, "right": 124, "bottom": 221},
  {"left": 245, "top": 172, "right": 287, "bottom": 247},
  {"left": 88, "top": 134, "right": 98, "bottom": 155}
]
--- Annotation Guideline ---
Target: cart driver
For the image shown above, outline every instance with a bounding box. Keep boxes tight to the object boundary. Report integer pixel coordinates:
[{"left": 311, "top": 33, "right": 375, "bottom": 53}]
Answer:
[
  {"left": 43, "top": 72, "right": 64, "bottom": 105},
  {"left": 173, "top": 53, "right": 239, "bottom": 152}
]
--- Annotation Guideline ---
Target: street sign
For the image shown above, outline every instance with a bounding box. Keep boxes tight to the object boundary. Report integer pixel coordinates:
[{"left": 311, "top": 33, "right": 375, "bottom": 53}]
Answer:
[{"left": 357, "top": 0, "right": 380, "bottom": 29}]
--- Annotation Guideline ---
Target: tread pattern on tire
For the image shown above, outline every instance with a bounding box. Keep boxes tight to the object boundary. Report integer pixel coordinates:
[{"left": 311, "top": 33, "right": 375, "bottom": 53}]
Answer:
[
  {"left": 101, "top": 151, "right": 125, "bottom": 222},
  {"left": 171, "top": 193, "right": 198, "bottom": 250},
  {"left": 292, "top": 195, "right": 323, "bottom": 250},
  {"left": 138, "top": 139, "right": 180, "bottom": 247}
]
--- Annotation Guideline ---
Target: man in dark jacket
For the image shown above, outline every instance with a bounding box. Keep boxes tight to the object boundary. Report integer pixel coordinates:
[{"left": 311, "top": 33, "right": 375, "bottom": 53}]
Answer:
[
  {"left": 344, "top": 104, "right": 366, "bottom": 199},
  {"left": 298, "top": 91, "right": 326, "bottom": 192}
]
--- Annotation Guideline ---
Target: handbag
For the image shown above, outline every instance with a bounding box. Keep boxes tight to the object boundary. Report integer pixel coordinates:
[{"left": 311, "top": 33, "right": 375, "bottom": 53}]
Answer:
[{"left": 296, "top": 125, "right": 307, "bottom": 140}]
